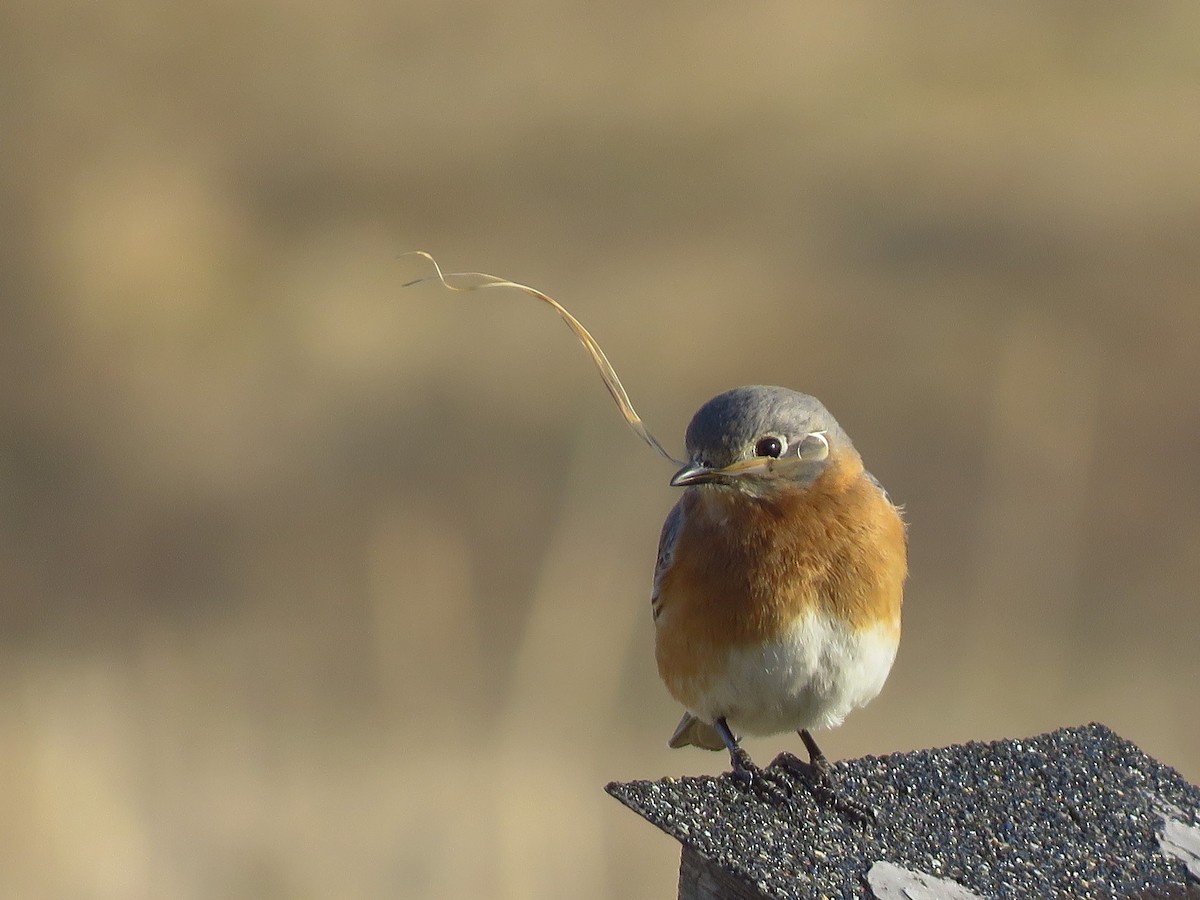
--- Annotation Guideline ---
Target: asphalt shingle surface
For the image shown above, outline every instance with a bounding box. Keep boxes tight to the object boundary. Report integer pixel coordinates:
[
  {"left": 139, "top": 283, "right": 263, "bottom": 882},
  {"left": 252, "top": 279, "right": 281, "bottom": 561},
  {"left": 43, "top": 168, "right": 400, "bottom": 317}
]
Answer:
[{"left": 606, "top": 724, "right": 1200, "bottom": 898}]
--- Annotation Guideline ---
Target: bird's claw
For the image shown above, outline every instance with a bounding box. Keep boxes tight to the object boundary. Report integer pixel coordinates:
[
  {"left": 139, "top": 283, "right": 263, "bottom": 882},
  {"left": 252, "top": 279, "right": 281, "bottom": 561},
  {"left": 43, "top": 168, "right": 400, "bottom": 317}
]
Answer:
[
  {"left": 825, "top": 788, "right": 877, "bottom": 827},
  {"left": 729, "top": 749, "right": 792, "bottom": 805},
  {"left": 776, "top": 753, "right": 877, "bottom": 826}
]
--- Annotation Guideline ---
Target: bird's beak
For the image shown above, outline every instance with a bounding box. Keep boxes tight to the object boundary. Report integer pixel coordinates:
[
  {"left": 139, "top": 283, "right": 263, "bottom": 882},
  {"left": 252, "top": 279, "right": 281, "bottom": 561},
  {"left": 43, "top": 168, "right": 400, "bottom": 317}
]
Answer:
[
  {"left": 669, "top": 462, "right": 714, "bottom": 487},
  {"left": 669, "top": 457, "right": 773, "bottom": 487}
]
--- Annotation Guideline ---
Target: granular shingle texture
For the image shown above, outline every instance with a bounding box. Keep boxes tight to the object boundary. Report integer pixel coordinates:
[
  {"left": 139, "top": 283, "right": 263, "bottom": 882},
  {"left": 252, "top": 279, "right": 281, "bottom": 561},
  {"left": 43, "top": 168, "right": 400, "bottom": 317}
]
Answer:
[{"left": 606, "top": 723, "right": 1200, "bottom": 898}]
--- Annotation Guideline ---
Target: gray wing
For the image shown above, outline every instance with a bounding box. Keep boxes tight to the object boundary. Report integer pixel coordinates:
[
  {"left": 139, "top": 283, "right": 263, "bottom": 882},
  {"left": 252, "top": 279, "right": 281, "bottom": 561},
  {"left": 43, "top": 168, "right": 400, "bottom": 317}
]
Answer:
[
  {"left": 652, "top": 501, "right": 727, "bottom": 752},
  {"left": 866, "top": 469, "right": 908, "bottom": 550},
  {"left": 865, "top": 469, "right": 893, "bottom": 505},
  {"left": 650, "top": 499, "right": 685, "bottom": 623},
  {"left": 651, "top": 502, "right": 731, "bottom": 752}
]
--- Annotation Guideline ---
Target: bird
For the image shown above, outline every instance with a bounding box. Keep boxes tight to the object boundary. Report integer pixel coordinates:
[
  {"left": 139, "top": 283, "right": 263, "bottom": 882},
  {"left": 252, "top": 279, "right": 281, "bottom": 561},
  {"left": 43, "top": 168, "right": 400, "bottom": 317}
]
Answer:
[{"left": 651, "top": 385, "right": 906, "bottom": 804}]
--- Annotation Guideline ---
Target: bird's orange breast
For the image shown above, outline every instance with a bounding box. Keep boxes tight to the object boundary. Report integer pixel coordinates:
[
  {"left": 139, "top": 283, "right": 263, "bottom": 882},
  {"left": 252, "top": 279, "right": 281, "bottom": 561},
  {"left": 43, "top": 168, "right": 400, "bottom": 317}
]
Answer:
[{"left": 654, "top": 452, "right": 907, "bottom": 704}]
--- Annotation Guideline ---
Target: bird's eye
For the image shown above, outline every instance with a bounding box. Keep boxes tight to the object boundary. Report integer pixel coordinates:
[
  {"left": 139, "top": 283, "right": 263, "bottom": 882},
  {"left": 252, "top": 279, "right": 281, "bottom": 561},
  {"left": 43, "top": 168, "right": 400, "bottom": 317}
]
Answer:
[
  {"left": 797, "top": 431, "right": 830, "bottom": 461},
  {"left": 754, "top": 436, "right": 785, "bottom": 458}
]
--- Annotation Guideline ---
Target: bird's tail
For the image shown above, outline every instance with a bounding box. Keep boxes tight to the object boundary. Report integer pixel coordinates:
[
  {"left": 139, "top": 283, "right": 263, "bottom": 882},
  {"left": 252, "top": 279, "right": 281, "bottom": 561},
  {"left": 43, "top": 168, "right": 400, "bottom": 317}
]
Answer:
[{"left": 667, "top": 712, "right": 730, "bottom": 751}]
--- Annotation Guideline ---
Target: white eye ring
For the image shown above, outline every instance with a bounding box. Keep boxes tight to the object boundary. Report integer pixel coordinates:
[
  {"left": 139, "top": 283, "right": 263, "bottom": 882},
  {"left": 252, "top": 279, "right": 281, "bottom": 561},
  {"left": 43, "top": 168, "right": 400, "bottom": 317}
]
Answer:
[{"left": 797, "top": 431, "right": 829, "bottom": 461}]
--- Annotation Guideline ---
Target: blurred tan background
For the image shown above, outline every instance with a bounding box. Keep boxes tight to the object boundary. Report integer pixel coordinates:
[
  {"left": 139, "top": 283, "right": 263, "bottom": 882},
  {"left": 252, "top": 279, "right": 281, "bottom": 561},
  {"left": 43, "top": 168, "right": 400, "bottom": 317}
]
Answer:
[{"left": 3, "top": 2, "right": 1199, "bottom": 898}]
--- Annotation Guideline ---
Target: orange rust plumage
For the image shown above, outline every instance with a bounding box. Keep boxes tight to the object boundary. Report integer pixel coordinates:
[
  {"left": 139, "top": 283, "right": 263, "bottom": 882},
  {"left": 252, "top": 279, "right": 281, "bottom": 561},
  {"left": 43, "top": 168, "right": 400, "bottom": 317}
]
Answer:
[{"left": 655, "top": 447, "right": 906, "bottom": 709}]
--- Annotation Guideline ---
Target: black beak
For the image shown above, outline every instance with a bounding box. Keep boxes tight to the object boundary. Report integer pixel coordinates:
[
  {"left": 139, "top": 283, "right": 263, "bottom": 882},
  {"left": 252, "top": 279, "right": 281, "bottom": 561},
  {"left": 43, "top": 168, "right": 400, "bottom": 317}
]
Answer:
[{"left": 670, "top": 462, "right": 719, "bottom": 487}]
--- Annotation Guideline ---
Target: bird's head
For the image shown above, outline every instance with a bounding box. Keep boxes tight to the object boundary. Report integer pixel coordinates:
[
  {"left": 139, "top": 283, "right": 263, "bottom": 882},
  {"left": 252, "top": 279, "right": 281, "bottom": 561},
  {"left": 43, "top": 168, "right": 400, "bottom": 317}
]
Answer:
[{"left": 670, "top": 385, "right": 856, "bottom": 498}]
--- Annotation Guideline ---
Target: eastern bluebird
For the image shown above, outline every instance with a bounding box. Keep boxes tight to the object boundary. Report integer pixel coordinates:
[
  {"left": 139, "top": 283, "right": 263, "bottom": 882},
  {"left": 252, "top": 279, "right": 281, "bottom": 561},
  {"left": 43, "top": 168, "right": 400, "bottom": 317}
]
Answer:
[{"left": 652, "top": 385, "right": 907, "bottom": 804}]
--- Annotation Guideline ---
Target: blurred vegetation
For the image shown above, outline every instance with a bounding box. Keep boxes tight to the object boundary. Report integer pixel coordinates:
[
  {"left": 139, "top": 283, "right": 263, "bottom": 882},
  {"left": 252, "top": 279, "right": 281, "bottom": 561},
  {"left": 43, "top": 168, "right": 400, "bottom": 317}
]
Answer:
[{"left": 2, "top": 2, "right": 1199, "bottom": 898}]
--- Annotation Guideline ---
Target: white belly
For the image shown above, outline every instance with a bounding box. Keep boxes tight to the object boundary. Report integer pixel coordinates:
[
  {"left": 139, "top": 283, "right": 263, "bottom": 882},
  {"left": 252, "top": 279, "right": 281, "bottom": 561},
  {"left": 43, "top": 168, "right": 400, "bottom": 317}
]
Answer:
[{"left": 689, "top": 609, "right": 899, "bottom": 736}]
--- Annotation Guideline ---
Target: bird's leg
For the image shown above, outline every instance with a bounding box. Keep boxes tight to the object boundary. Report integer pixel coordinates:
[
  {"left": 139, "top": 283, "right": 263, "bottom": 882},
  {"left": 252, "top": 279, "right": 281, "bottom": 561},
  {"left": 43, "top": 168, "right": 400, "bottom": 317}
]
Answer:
[
  {"left": 714, "top": 717, "right": 757, "bottom": 778},
  {"left": 777, "top": 729, "right": 876, "bottom": 825},
  {"left": 800, "top": 728, "right": 831, "bottom": 777},
  {"left": 715, "top": 717, "right": 789, "bottom": 804}
]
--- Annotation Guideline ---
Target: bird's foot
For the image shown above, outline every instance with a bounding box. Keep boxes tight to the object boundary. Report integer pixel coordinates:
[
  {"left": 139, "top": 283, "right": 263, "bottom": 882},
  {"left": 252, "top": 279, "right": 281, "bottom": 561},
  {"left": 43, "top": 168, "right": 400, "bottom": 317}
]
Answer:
[
  {"left": 776, "top": 752, "right": 876, "bottom": 826},
  {"left": 728, "top": 747, "right": 791, "bottom": 805}
]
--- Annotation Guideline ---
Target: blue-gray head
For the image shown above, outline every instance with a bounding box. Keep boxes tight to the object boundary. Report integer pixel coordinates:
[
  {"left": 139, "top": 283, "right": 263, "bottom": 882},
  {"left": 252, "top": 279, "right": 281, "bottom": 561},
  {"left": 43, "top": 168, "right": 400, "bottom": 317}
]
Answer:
[{"left": 670, "top": 385, "right": 855, "bottom": 494}]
